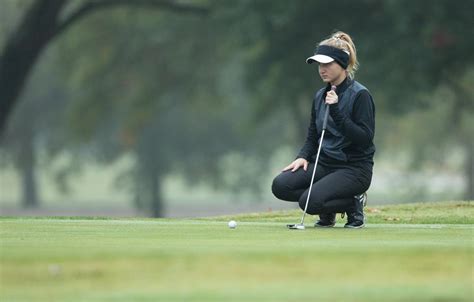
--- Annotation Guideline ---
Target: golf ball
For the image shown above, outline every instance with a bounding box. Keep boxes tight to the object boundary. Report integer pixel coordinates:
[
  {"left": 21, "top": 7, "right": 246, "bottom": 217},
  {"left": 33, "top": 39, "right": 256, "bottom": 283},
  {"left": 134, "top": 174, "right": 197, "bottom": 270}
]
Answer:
[{"left": 228, "top": 220, "right": 237, "bottom": 229}]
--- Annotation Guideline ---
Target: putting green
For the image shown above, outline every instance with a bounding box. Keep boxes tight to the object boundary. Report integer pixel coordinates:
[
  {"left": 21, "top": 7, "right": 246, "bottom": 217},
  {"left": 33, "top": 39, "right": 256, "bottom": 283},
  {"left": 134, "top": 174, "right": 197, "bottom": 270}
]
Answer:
[{"left": 1, "top": 202, "right": 473, "bottom": 302}]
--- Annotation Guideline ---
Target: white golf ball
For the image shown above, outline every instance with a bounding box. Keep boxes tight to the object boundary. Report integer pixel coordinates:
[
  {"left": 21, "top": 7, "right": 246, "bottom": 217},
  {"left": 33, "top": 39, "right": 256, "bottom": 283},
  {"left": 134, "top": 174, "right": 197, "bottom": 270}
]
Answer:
[{"left": 228, "top": 220, "right": 237, "bottom": 229}]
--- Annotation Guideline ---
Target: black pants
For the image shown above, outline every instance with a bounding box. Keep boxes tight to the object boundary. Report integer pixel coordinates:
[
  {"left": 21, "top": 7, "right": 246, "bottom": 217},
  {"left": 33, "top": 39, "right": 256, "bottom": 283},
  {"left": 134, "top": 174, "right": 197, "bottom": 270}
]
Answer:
[{"left": 272, "top": 162, "right": 372, "bottom": 215}]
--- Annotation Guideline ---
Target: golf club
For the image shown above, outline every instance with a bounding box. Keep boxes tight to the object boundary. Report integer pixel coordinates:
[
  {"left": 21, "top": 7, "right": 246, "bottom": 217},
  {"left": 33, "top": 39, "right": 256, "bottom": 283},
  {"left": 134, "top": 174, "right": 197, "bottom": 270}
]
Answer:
[{"left": 287, "top": 85, "right": 335, "bottom": 230}]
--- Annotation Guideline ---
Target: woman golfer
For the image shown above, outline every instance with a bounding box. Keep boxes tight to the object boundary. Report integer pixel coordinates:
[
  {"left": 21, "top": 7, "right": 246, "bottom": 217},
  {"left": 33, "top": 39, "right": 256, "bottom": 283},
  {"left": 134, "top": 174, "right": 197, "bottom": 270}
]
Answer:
[{"left": 272, "top": 31, "right": 375, "bottom": 228}]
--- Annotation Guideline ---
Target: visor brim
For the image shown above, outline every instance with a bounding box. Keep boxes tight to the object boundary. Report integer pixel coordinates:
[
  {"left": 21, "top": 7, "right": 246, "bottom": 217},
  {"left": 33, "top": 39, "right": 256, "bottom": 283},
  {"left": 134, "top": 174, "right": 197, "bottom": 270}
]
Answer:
[{"left": 306, "top": 54, "right": 335, "bottom": 64}]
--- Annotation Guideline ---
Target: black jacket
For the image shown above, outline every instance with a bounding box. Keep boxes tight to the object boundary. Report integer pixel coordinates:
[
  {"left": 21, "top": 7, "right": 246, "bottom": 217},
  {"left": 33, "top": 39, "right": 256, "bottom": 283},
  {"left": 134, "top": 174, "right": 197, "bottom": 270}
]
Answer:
[{"left": 297, "top": 78, "right": 375, "bottom": 167}]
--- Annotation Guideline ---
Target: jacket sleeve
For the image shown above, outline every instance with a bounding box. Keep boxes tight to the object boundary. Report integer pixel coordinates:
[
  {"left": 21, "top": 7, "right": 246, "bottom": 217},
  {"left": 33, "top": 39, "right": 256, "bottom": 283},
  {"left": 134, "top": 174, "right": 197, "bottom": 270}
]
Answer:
[
  {"left": 297, "top": 99, "right": 319, "bottom": 160},
  {"left": 329, "top": 90, "right": 375, "bottom": 147}
]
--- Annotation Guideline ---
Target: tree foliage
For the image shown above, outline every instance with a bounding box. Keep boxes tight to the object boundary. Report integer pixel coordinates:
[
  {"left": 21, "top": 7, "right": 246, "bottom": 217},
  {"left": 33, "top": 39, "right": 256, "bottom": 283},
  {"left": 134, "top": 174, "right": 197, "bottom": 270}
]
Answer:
[{"left": 1, "top": 0, "right": 473, "bottom": 214}]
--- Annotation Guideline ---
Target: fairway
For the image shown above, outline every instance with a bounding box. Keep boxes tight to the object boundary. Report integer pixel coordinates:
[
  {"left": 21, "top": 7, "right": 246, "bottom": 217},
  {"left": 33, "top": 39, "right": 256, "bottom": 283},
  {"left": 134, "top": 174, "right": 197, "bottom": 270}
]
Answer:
[{"left": 1, "top": 202, "right": 473, "bottom": 302}]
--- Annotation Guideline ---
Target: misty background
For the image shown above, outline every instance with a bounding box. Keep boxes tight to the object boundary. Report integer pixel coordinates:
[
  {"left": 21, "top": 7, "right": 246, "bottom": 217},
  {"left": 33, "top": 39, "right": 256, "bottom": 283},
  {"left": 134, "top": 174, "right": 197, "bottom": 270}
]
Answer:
[{"left": 0, "top": 0, "right": 472, "bottom": 218}]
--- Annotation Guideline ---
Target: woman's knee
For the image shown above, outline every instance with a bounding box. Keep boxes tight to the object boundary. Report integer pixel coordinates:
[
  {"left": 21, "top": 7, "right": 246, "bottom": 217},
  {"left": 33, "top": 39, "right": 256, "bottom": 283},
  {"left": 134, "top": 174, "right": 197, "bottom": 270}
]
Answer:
[
  {"left": 271, "top": 174, "right": 287, "bottom": 199},
  {"left": 298, "top": 192, "right": 324, "bottom": 214},
  {"left": 272, "top": 173, "right": 300, "bottom": 201}
]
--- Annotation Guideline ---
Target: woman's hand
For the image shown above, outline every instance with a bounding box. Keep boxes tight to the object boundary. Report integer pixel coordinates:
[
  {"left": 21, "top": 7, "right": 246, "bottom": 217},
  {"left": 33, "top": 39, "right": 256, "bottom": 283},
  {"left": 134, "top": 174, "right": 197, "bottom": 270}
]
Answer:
[
  {"left": 282, "top": 158, "right": 308, "bottom": 172},
  {"left": 325, "top": 90, "right": 338, "bottom": 105}
]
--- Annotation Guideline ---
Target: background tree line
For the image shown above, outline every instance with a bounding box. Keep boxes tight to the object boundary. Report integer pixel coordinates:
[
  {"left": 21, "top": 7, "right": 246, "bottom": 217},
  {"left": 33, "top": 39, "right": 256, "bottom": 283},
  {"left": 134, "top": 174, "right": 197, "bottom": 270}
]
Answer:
[{"left": 0, "top": 0, "right": 472, "bottom": 217}]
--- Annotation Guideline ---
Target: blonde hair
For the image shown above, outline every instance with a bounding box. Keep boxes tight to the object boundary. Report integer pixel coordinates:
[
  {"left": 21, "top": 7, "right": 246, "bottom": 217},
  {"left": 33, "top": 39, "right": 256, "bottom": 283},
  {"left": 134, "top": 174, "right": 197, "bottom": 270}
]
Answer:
[{"left": 319, "top": 31, "right": 359, "bottom": 79}]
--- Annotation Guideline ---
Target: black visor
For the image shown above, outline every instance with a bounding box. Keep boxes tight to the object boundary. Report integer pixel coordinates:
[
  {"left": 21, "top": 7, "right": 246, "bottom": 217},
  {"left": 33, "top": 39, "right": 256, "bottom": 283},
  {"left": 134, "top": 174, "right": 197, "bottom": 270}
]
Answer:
[{"left": 306, "top": 45, "right": 350, "bottom": 69}]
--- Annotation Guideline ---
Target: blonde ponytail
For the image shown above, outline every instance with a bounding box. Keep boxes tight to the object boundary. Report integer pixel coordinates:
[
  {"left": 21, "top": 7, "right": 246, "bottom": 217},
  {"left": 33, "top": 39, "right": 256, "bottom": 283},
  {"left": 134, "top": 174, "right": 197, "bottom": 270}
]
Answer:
[{"left": 319, "top": 31, "right": 359, "bottom": 79}]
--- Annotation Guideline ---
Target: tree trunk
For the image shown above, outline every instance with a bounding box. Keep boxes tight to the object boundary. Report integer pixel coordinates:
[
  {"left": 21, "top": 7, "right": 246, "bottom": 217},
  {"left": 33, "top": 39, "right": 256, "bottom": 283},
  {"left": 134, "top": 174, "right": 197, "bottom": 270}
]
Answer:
[
  {"left": 149, "top": 168, "right": 163, "bottom": 218},
  {"left": 18, "top": 127, "right": 39, "bottom": 208},
  {"left": 0, "top": 0, "right": 66, "bottom": 135},
  {"left": 465, "top": 140, "right": 474, "bottom": 200},
  {"left": 135, "top": 151, "right": 164, "bottom": 217}
]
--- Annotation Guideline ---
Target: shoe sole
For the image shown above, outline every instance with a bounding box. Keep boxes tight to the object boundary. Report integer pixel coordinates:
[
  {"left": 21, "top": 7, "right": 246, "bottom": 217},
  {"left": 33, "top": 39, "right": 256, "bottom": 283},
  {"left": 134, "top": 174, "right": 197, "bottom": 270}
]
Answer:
[
  {"left": 344, "top": 224, "right": 365, "bottom": 229},
  {"left": 314, "top": 223, "right": 336, "bottom": 228}
]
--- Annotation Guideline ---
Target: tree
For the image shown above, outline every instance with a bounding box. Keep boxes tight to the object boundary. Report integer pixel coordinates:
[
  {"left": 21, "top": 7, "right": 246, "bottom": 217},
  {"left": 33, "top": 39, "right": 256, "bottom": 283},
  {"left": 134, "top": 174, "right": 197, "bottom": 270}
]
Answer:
[
  {"left": 222, "top": 0, "right": 474, "bottom": 199},
  {"left": 52, "top": 7, "right": 278, "bottom": 216},
  {"left": 0, "top": 47, "right": 70, "bottom": 208},
  {"left": 0, "top": 0, "right": 208, "bottom": 136}
]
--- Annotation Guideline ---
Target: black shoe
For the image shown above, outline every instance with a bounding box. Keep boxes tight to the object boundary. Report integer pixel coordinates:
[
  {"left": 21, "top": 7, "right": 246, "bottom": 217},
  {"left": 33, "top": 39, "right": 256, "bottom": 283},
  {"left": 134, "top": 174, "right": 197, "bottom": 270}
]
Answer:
[
  {"left": 344, "top": 220, "right": 365, "bottom": 228},
  {"left": 315, "top": 213, "right": 336, "bottom": 228},
  {"left": 344, "top": 193, "right": 366, "bottom": 229}
]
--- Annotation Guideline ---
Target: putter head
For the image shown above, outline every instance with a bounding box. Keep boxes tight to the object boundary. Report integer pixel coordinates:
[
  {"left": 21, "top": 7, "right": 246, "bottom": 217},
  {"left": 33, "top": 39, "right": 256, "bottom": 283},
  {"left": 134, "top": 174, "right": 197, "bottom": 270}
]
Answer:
[{"left": 287, "top": 224, "right": 305, "bottom": 230}]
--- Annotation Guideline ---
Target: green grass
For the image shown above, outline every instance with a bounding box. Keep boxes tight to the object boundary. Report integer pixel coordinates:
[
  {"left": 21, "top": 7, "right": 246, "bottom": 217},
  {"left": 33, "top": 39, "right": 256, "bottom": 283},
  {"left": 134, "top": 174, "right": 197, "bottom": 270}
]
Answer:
[
  {"left": 1, "top": 201, "right": 473, "bottom": 302},
  {"left": 214, "top": 200, "right": 474, "bottom": 224}
]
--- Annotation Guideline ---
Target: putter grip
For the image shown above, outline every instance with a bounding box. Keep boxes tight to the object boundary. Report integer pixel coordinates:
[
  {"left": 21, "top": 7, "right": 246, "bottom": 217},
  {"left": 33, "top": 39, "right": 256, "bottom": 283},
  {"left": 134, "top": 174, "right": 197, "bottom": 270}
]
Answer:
[
  {"left": 322, "top": 106, "right": 329, "bottom": 130},
  {"left": 322, "top": 85, "right": 336, "bottom": 130}
]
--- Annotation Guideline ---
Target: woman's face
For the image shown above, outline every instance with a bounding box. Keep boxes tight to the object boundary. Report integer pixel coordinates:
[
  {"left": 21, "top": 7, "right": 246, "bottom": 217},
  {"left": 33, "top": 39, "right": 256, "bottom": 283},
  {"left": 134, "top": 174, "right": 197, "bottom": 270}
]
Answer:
[{"left": 318, "top": 62, "right": 346, "bottom": 85}]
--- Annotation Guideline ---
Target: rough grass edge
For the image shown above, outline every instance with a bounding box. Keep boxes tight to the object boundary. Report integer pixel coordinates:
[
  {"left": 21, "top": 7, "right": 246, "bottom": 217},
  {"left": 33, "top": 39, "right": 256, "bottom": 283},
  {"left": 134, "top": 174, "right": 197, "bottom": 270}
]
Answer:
[
  {"left": 207, "top": 200, "right": 474, "bottom": 224},
  {"left": 0, "top": 201, "right": 472, "bottom": 225}
]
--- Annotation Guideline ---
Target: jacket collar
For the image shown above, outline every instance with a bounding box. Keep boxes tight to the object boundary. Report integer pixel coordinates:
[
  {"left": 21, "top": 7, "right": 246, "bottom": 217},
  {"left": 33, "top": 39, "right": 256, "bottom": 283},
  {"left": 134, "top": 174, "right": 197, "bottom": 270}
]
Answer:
[{"left": 325, "top": 77, "right": 353, "bottom": 95}]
